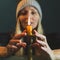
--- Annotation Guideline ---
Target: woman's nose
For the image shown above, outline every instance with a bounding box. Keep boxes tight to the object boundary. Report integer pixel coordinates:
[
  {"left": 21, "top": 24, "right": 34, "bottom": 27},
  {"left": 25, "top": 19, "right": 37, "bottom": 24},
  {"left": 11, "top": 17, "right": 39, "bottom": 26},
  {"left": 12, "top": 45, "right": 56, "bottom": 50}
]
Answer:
[{"left": 25, "top": 11, "right": 31, "bottom": 19}]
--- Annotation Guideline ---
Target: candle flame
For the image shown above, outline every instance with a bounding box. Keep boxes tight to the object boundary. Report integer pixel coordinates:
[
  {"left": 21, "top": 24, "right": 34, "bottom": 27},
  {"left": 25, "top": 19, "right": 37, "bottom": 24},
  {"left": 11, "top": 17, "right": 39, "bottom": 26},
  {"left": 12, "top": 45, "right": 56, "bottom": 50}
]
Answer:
[{"left": 28, "top": 10, "right": 30, "bottom": 25}]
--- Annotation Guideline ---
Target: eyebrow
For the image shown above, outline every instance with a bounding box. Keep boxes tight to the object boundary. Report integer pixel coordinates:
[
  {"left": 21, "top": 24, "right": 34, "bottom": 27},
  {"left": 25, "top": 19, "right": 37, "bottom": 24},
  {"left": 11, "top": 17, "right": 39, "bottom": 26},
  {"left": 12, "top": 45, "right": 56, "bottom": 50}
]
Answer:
[{"left": 17, "top": 7, "right": 38, "bottom": 17}]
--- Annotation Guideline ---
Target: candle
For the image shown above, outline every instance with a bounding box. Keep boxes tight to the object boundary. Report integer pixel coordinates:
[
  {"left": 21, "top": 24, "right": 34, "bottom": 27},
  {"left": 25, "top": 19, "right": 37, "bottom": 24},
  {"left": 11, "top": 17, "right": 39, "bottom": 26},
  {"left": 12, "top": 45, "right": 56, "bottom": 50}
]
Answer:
[
  {"left": 26, "top": 25, "right": 32, "bottom": 35},
  {"left": 26, "top": 10, "right": 32, "bottom": 36}
]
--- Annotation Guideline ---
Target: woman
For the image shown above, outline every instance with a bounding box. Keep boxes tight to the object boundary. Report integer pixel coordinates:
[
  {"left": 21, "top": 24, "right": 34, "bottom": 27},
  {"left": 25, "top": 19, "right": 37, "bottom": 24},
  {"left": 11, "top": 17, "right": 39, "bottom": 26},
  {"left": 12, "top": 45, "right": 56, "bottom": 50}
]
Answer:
[
  {"left": 6, "top": 0, "right": 55, "bottom": 60},
  {"left": 0, "top": 0, "right": 59, "bottom": 60}
]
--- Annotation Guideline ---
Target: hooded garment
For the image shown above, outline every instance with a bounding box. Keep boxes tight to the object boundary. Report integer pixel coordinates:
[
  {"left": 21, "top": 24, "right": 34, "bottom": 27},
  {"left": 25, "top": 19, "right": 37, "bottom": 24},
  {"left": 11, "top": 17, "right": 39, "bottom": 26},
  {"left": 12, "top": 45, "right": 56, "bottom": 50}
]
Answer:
[{"left": 15, "top": 0, "right": 43, "bottom": 56}]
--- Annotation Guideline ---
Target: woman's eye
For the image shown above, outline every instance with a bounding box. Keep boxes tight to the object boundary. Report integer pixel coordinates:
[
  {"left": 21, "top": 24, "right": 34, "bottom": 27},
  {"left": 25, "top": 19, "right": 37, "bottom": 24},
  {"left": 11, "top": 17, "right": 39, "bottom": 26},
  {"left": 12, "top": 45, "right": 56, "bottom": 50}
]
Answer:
[
  {"left": 21, "top": 11, "right": 27, "bottom": 15},
  {"left": 31, "top": 11, "right": 36, "bottom": 15}
]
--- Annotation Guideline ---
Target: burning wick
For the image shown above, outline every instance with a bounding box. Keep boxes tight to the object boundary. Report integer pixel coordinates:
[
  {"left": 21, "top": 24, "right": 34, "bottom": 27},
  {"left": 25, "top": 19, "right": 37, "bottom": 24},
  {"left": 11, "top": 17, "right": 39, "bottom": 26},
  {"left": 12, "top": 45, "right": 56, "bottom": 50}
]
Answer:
[{"left": 26, "top": 10, "right": 32, "bottom": 35}]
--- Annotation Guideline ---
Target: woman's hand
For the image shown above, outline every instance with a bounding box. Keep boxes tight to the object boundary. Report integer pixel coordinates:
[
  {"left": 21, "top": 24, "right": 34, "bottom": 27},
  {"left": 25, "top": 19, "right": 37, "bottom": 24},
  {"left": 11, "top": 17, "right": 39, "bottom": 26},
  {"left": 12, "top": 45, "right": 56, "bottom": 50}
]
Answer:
[
  {"left": 7, "top": 30, "right": 27, "bottom": 55},
  {"left": 32, "top": 30, "right": 55, "bottom": 60}
]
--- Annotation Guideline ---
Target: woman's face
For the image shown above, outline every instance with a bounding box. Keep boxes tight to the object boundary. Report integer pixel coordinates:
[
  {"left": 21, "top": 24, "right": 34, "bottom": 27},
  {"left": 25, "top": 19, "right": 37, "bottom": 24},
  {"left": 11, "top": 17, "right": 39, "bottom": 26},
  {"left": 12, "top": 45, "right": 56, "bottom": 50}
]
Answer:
[{"left": 18, "top": 6, "right": 40, "bottom": 29}]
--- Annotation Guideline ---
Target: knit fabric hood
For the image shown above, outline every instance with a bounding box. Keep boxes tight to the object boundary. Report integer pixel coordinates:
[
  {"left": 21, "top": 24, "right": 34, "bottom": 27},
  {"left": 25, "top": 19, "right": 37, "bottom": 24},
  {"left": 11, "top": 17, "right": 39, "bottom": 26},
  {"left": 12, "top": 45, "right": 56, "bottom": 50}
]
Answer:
[{"left": 16, "top": 0, "right": 42, "bottom": 20}]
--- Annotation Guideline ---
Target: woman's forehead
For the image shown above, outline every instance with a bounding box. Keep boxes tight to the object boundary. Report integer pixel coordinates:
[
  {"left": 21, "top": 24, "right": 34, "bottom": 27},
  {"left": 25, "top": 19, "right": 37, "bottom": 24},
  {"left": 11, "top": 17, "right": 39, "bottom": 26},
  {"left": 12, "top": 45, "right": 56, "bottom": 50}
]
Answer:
[
  {"left": 21, "top": 6, "right": 38, "bottom": 11},
  {"left": 17, "top": 6, "right": 39, "bottom": 17}
]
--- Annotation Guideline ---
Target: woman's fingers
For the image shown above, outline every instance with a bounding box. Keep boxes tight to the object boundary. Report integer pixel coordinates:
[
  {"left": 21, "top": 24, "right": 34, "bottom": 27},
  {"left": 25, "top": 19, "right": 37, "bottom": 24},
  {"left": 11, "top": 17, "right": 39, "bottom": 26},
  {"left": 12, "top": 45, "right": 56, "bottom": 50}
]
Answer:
[
  {"left": 9, "top": 39, "right": 20, "bottom": 44},
  {"left": 9, "top": 40, "right": 26, "bottom": 48},
  {"left": 16, "top": 42, "right": 27, "bottom": 48},
  {"left": 32, "top": 40, "right": 46, "bottom": 48},
  {"left": 37, "top": 40, "right": 47, "bottom": 47},
  {"left": 13, "top": 30, "right": 27, "bottom": 39},
  {"left": 7, "top": 44, "right": 18, "bottom": 52},
  {"left": 32, "top": 40, "right": 49, "bottom": 52},
  {"left": 41, "top": 46, "right": 47, "bottom": 52},
  {"left": 34, "top": 30, "right": 46, "bottom": 42},
  {"left": 32, "top": 42, "right": 40, "bottom": 47},
  {"left": 7, "top": 44, "right": 18, "bottom": 49}
]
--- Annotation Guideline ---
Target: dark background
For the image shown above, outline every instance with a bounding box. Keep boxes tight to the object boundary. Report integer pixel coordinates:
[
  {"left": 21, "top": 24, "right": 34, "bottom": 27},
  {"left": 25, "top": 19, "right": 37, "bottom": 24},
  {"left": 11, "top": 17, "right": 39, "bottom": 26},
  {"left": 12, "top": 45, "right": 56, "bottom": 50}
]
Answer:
[{"left": 0, "top": 0, "right": 60, "bottom": 49}]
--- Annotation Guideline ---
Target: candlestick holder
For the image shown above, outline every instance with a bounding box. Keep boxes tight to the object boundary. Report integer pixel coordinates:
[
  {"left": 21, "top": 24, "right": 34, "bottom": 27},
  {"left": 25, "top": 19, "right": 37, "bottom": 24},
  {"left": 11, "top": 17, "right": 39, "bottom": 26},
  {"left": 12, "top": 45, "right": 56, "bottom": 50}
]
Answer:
[{"left": 26, "top": 25, "right": 33, "bottom": 60}]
